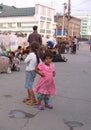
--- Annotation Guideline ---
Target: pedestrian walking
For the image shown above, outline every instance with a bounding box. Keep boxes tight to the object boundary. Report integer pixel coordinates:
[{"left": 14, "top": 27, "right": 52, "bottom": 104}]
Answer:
[
  {"left": 28, "top": 25, "right": 42, "bottom": 48},
  {"left": 23, "top": 41, "right": 40, "bottom": 105},
  {"left": 33, "top": 50, "right": 56, "bottom": 110}
]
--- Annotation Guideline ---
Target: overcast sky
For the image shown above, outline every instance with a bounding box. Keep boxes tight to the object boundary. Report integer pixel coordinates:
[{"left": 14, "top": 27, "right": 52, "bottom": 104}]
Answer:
[{"left": 0, "top": 0, "right": 91, "bottom": 14}]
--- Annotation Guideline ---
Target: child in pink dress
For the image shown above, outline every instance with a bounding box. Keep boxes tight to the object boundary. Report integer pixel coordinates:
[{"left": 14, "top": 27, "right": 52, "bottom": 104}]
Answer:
[{"left": 33, "top": 50, "right": 56, "bottom": 110}]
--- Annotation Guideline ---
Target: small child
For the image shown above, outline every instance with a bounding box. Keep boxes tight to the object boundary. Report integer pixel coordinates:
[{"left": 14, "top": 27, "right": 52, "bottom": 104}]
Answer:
[
  {"left": 33, "top": 50, "right": 56, "bottom": 110},
  {"left": 9, "top": 51, "right": 20, "bottom": 71},
  {"left": 24, "top": 41, "right": 40, "bottom": 105}
]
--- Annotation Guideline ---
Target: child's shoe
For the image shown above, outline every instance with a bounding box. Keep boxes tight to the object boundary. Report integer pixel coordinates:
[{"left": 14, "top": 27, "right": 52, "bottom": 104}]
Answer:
[
  {"left": 26, "top": 100, "right": 38, "bottom": 105},
  {"left": 38, "top": 105, "right": 44, "bottom": 110}
]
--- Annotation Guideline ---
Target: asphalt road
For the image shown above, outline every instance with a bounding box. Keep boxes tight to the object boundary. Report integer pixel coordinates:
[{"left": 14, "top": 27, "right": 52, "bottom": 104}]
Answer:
[{"left": 0, "top": 42, "right": 91, "bottom": 130}]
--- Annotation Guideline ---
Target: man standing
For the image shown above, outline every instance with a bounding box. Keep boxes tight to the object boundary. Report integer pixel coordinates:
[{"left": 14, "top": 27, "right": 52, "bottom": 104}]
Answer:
[{"left": 28, "top": 25, "right": 42, "bottom": 48}]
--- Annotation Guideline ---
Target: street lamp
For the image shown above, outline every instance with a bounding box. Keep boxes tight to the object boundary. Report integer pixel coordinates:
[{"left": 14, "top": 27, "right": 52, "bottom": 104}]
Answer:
[
  {"left": 62, "top": 3, "right": 67, "bottom": 36},
  {"left": 67, "top": 0, "right": 71, "bottom": 38}
]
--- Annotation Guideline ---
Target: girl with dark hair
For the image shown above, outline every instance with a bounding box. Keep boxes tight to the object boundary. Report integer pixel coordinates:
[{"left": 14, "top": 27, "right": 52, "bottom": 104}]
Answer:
[
  {"left": 33, "top": 50, "right": 56, "bottom": 110},
  {"left": 23, "top": 41, "right": 40, "bottom": 105}
]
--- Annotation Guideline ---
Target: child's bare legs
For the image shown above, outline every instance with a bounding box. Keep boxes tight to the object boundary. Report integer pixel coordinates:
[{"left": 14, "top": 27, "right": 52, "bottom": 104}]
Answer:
[
  {"left": 29, "top": 89, "right": 36, "bottom": 102},
  {"left": 27, "top": 89, "right": 37, "bottom": 103},
  {"left": 23, "top": 89, "right": 31, "bottom": 103},
  {"left": 27, "top": 89, "right": 31, "bottom": 99},
  {"left": 25, "top": 89, "right": 37, "bottom": 105},
  {"left": 24, "top": 71, "right": 36, "bottom": 104}
]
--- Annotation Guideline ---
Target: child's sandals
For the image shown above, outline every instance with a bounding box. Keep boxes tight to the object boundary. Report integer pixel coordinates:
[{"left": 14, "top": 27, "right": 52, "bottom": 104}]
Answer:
[
  {"left": 22, "top": 98, "right": 31, "bottom": 103},
  {"left": 26, "top": 100, "right": 38, "bottom": 105},
  {"left": 45, "top": 104, "right": 53, "bottom": 109},
  {"left": 38, "top": 104, "right": 53, "bottom": 110},
  {"left": 38, "top": 105, "right": 44, "bottom": 110}
]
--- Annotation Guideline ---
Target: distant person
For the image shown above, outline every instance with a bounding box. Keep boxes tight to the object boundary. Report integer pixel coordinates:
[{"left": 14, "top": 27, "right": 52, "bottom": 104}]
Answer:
[
  {"left": 28, "top": 25, "right": 42, "bottom": 49},
  {"left": 46, "top": 36, "right": 54, "bottom": 49},
  {"left": 88, "top": 38, "right": 91, "bottom": 51},
  {"left": 9, "top": 51, "right": 20, "bottom": 71},
  {"left": 56, "top": 38, "right": 61, "bottom": 55},
  {"left": 23, "top": 41, "right": 40, "bottom": 105},
  {"left": 73, "top": 36, "right": 79, "bottom": 50},
  {"left": 71, "top": 41, "right": 76, "bottom": 54},
  {"left": 33, "top": 50, "right": 56, "bottom": 110},
  {"left": 15, "top": 46, "right": 23, "bottom": 60},
  {"left": 47, "top": 40, "right": 54, "bottom": 49}
]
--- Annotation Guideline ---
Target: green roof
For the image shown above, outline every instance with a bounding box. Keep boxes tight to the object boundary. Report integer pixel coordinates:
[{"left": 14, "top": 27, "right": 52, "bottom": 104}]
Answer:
[{"left": 0, "top": 4, "right": 35, "bottom": 17}]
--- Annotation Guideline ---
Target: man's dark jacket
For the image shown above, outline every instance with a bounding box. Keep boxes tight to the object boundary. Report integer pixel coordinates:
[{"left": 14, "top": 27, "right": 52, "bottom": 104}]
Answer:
[{"left": 28, "top": 32, "right": 42, "bottom": 47}]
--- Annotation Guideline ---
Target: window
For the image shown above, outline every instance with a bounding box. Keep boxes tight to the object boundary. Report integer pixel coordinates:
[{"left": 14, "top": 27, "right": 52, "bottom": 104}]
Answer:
[
  {"left": 0, "top": 23, "right": 3, "bottom": 27},
  {"left": 17, "top": 22, "right": 21, "bottom": 27},
  {"left": 8, "top": 23, "right": 12, "bottom": 28},
  {"left": 46, "top": 22, "right": 50, "bottom": 29},
  {"left": 47, "top": 8, "right": 51, "bottom": 16},
  {"left": 40, "top": 6, "right": 46, "bottom": 15},
  {"left": 40, "top": 21, "right": 44, "bottom": 29}
]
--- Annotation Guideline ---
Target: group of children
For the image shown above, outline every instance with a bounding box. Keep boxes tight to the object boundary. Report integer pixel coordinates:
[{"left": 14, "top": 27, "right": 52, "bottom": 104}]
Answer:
[{"left": 24, "top": 41, "right": 56, "bottom": 110}]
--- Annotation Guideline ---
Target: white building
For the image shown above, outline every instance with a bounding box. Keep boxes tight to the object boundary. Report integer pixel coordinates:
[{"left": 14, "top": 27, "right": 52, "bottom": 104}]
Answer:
[
  {"left": 0, "top": 3, "right": 55, "bottom": 37},
  {"left": 74, "top": 14, "right": 91, "bottom": 38}
]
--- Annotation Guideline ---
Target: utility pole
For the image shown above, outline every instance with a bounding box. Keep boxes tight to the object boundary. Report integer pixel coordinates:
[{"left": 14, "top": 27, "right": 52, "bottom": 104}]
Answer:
[
  {"left": 61, "top": 3, "right": 67, "bottom": 36},
  {"left": 67, "top": 0, "right": 71, "bottom": 38}
]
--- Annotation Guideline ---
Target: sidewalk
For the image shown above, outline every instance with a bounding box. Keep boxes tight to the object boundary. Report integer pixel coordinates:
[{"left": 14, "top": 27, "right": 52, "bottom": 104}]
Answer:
[{"left": 0, "top": 42, "right": 91, "bottom": 130}]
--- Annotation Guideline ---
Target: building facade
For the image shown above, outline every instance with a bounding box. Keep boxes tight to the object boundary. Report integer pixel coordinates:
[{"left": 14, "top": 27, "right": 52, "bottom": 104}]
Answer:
[
  {"left": 0, "top": 3, "right": 55, "bottom": 37},
  {"left": 54, "top": 14, "right": 81, "bottom": 37},
  {"left": 74, "top": 14, "right": 91, "bottom": 38}
]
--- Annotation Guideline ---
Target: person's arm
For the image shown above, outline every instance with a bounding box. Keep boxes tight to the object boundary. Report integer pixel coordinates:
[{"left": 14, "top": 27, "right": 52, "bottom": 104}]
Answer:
[
  {"left": 27, "top": 34, "right": 30, "bottom": 43},
  {"left": 24, "top": 54, "right": 31, "bottom": 64},
  {"left": 35, "top": 65, "right": 45, "bottom": 77},
  {"left": 53, "top": 71, "right": 55, "bottom": 77},
  {"left": 52, "top": 64, "right": 55, "bottom": 77},
  {"left": 39, "top": 35, "right": 42, "bottom": 45}
]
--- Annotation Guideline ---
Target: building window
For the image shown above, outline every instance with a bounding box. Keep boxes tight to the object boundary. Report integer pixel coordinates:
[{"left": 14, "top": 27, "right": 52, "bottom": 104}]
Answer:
[
  {"left": 0, "top": 23, "right": 3, "bottom": 27},
  {"left": 47, "top": 8, "right": 51, "bottom": 16},
  {"left": 17, "top": 22, "right": 21, "bottom": 27},
  {"left": 40, "top": 21, "right": 44, "bottom": 29},
  {"left": 8, "top": 23, "right": 12, "bottom": 28},
  {"left": 40, "top": 6, "right": 46, "bottom": 15},
  {"left": 46, "top": 22, "right": 50, "bottom": 29}
]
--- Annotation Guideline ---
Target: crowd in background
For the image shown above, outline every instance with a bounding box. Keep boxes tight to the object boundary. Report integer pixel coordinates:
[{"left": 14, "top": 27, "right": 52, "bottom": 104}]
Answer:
[
  {"left": 0, "top": 30, "right": 80, "bottom": 73},
  {"left": 0, "top": 31, "right": 79, "bottom": 55}
]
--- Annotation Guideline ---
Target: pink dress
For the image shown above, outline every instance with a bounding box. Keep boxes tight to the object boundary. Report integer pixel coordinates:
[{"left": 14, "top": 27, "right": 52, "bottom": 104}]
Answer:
[{"left": 33, "top": 63, "right": 56, "bottom": 95}]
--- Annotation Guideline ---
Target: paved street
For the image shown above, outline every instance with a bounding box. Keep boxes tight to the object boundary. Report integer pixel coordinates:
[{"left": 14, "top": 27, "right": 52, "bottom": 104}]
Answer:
[{"left": 0, "top": 43, "right": 91, "bottom": 130}]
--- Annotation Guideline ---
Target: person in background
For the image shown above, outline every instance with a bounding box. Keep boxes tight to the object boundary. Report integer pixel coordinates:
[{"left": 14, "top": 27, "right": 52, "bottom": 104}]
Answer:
[
  {"left": 46, "top": 35, "right": 54, "bottom": 50},
  {"left": 9, "top": 51, "right": 20, "bottom": 71},
  {"left": 24, "top": 41, "right": 40, "bottom": 105},
  {"left": 73, "top": 36, "right": 78, "bottom": 51},
  {"left": 1, "top": 46, "right": 8, "bottom": 57},
  {"left": 56, "top": 37, "right": 61, "bottom": 55},
  {"left": 28, "top": 25, "right": 42, "bottom": 49},
  {"left": 88, "top": 38, "right": 91, "bottom": 51},
  {"left": 15, "top": 46, "right": 23, "bottom": 60},
  {"left": 33, "top": 50, "right": 56, "bottom": 110}
]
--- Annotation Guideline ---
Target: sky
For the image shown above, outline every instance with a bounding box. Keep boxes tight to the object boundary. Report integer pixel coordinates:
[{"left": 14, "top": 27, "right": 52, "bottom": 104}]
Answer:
[{"left": 0, "top": 0, "right": 91, "bottom": 15}]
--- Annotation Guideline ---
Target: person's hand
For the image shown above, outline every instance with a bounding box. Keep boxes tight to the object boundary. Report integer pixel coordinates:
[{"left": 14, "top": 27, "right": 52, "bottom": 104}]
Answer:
[{"left": 40, "top": 72, "right": 45, "bottom": 77}]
